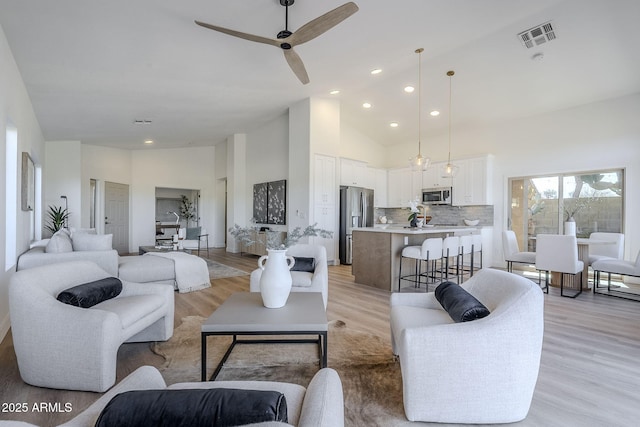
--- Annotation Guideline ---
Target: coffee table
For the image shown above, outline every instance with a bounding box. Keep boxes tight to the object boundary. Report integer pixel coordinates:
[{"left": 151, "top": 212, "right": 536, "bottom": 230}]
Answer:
[{"left": 201, "top": 292, "right": 328, "bottom": 381}]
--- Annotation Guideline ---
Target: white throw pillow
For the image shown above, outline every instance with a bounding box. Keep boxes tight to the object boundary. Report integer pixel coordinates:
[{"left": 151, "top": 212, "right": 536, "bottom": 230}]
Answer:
[
  {"left": 45, "top": 231, "right": 73, "bottom": 253},
  {"left": 72, "top": 233, "right": 113, "bottom": 251}
]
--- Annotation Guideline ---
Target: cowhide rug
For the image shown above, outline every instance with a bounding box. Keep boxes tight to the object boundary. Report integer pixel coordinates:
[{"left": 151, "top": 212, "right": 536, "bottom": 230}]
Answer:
[{"left": 151, "top": 316, "right": 417, "bottom": 426}]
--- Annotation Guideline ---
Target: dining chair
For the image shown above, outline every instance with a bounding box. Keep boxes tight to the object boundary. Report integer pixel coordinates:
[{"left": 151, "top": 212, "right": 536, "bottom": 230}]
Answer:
[
  {"left": 535, "top": 234, "right": 583, "bottom": 298},
  {"left": 502, "top": 230, "right": 536, "bottom": 273},
  {"left": 592, "top": 250, "right": 640, "bottom": 300},
  {"left": 587, "top": 232, "right": 624, "bottom": 265}
]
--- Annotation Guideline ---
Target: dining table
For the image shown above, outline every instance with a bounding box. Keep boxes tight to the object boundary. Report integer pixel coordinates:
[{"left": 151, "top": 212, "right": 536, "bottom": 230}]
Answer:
[{"left": 544, "top": 237, "right": 615, "bottom": 290}]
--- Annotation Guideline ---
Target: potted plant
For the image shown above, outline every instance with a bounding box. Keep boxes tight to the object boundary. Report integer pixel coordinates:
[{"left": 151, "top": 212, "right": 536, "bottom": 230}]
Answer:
[
  {"left": 45, "top": 205, "right": 70, "bottom": 235},
  {"left": 179, "top": 195, "right": 196, "bottom": 227}
]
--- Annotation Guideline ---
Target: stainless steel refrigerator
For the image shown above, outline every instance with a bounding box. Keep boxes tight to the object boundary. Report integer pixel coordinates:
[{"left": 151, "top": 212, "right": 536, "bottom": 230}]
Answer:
[{"left": 339, "top": 186, "right": 374, "bottom": 265}]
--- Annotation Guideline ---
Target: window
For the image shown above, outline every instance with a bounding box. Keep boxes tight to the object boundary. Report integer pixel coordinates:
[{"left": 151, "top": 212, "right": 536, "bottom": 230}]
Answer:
[
  {"left": 509, "top": 169, "right": 624, "bottom": 252},
  {"left": 5, "top": 125, "right": 17, "bottom": 270}
]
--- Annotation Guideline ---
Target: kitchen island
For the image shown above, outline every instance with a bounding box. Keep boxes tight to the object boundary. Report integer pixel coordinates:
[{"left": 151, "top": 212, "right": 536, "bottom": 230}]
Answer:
[{"left": 352, "top": 225, "right": 479, "bottom": 291}]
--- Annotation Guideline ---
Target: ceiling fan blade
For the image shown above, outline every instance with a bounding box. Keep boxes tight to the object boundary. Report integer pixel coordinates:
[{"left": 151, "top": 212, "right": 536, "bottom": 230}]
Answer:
[
  {"left": 288, "top": 2, "right": 359, "bottom": 46},
  {"left": 284, "top": 49, "right": 310, "bottom": 85},
  {"left": 194, "top": 20, "right": 280, "bottom": 48}
]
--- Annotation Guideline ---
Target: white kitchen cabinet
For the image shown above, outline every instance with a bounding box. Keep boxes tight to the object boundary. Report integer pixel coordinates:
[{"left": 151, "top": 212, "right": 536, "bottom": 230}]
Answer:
[
  {"left": 452, "top": 155, "right": 494, "bottom": 206},
  {"left": 422, "top": 161, "right": 454, "bottom": 189},
  {"left": 314, "top": 154, "right": 336, "bottom": 205},
  {"left": 339, "top": 158, "right": 369, "bottom": 187},
  {"left": 372, "top": 168, "right": 388, "bottom": 207},
  {"left": 312, "top": 204, "right": 337, "bottom": 263},
  {"left": 387, "top": 168, "right": 412, "bottom": 207},
  {"left": 313, "top": 154, "right": 338, "bottom": 263}
]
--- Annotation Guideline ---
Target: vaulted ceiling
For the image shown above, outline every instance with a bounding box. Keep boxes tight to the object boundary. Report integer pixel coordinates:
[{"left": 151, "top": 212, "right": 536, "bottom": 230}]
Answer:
[{"left": 1, "top": 0, "right": 639, "bottom": 150}]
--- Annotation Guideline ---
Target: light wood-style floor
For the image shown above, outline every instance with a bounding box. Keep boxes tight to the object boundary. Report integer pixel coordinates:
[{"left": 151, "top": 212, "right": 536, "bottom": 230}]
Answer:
[{"left": 1, "top": 249, "right": 639, "bottom": 426}]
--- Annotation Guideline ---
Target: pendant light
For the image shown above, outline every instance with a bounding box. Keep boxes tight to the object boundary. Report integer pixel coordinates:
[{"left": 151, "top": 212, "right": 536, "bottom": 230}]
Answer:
[
  {"left": 409, "top": 48, "right": 430, "bottom": 171},
  {"left": 442, "top": 70, "right": 459, "bottom": 178}
]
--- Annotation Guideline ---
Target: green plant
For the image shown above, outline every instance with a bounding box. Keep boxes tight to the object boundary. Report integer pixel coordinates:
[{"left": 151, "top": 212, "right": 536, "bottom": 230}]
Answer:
[
  {"left": 45, "top": 205, "right": 69, "bottom": 235},
  {"left": 179, "top": 195, "right": 196, "bottom": 226},
  {"left": 229, "top": 223, "right": 332, "bottom": 250}
]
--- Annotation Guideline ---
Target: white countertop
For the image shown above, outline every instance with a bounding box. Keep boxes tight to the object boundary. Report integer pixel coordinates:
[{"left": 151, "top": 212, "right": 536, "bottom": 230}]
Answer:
[{"left": 353, "top": 225, "right": 478, "bottom": 234}]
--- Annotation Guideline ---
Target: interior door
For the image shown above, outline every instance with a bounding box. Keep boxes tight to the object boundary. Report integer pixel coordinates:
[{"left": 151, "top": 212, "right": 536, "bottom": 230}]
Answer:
[{"left": 105, "top": 181, "right": 129, "bottom": 254}]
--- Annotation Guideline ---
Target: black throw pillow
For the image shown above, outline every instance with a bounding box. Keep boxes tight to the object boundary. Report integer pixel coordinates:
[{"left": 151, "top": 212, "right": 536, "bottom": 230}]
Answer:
[
  {"left": 290, "top": 256, "right": 316, "bottom": 273},
  {"left": 56, "top": 277, "right": 122, "bottom": 308},
  {"left": 435, "top": 281, "right": 490, "bottom": 322},
  {"left": 95, "top": 388, "right": 288, "bottom": 427}
]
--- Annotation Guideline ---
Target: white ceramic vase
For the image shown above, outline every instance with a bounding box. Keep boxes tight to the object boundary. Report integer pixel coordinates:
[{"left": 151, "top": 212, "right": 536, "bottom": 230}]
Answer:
[
  {"left": 257, "top": 249, "right": 295, "bottom": 308},
  {"left": 564, "top": 219, "right": 576, "bottom": 236}
]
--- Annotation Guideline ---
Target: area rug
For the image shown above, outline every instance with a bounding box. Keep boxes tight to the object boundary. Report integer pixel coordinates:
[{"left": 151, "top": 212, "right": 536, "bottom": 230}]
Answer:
[
  {"left": 151, "top": 316, "right": 411, "bottom": 426},
  {"left": 204, "top": 259, "right": 249, "bottom": 279}
]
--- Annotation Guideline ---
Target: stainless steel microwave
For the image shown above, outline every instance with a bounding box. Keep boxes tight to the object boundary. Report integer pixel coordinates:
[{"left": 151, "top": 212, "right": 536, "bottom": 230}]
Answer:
[{"left": 422, "top": 187, "right": 452, "bottom": 205}]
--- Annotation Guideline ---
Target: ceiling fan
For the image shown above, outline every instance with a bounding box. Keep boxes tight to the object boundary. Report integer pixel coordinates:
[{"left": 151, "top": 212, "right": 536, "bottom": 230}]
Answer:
[{"left": 195, "top": 0, "right": 359, "bottom": 85}]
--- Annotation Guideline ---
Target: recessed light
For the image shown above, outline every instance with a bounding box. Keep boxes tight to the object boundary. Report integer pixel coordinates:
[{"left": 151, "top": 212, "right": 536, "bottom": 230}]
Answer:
[
  {"left": 362, "top": 102, "right": 372, "bottom": 109},
  {"left": 370, "top": 68, "right": 382, "bottom": 75},
  {"left": 390, "top": 122, "right": 399, "bottom": 128},
  {"left": 144, "top": 140, "right": 154, "bottom": 144},
  {"left": 404, "top": 86, "right": 415, "bottom": 93},
  {"left": 430, "top": 110, "right": 440, "bottom": 117},
  {"left": 329, "top": 89, "right": 340, "bottom": 95}
]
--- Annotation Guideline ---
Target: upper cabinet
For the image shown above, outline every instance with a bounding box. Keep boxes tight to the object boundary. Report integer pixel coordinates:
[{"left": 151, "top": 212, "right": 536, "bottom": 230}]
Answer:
[
  {"left": 387, "top": 168, "right": 413, "bottom": 207},
  {"left": 339, "top": 158, "right": 370, "bottom": 188},
  {"left": 371, "top": 168, "right": 388, "bottom": 207},
  {"left": 422, "top": 161, "right": 449, "bottom": 189},
  {"left": 452, "top": 155, "right": 494, "bottom": 206},
  {"left": 314, "top": 154, "right": 336, "bottom": 205}
]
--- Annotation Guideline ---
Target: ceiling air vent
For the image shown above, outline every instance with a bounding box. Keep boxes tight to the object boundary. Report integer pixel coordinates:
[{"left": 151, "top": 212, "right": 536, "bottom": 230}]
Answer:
[{"left": 518, "top": 21, "right": 556, "bottom": 49}]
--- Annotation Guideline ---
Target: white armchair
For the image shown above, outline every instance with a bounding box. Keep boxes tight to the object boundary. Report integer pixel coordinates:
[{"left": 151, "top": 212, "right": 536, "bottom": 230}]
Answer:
[
  {"left": 390, "top": 269, "right": 544, "bottom": 423},
  {"left": 56, "top": 365, "right": 344, "bottom": 427},
  {"left": 250, "top": 244, "right": 328, "bottom": 309},
  {"left": 9, "top": 261, "right": 174, "bottom": 392}
]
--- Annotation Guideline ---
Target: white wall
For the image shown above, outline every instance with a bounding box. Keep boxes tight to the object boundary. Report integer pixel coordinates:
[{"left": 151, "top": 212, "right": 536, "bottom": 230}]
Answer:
[
  {"left": 382, "top": 93, "right": 640, "bottom": 266},
  {"left": 245, "top": 112, "right": 288, "bottom": 231},
  {"left": 44, "top": 141, "right": 82, "bottom": 232},
  {"left": 0, "top": 24, "right": 45, "bottom": 340},
  {"left": 81, "top": 144, "right": 132, "bottom": 232},
  {"left": 130, "top": 146, "right": 216, "bottom": 253},
  {"left": 339, "top": 122, "right": 387, "bottom": 167}
]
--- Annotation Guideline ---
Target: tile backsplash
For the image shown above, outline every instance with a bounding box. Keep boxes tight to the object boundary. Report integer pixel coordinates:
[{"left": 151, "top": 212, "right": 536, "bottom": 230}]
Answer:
[{"left": 374, "top": 205, "right": 494, "bottom": 227}]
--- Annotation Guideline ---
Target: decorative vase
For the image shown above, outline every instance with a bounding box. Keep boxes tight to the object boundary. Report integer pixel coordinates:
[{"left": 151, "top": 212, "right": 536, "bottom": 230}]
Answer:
[
  {"left": 257, "top": 249, "right": 295, "bottom": 308},
  {"left": 564, "top": 218, "right": 576, "bottom": 236}
]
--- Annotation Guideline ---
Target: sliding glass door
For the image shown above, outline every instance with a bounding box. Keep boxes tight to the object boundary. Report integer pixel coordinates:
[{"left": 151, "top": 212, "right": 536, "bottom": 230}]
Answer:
[{"left": 509, "top": 169, "right": 624, "bottom": 252}]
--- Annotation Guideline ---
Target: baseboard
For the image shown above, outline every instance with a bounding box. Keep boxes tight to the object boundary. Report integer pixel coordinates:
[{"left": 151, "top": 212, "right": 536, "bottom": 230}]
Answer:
[{"left": 0, "top": 312, "right": 10, "bottom": 343}]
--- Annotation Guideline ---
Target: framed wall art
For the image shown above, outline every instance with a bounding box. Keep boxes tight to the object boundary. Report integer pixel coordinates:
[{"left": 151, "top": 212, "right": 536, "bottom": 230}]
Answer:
[{"left": 252, "top": 179, "right": 287, "bottom": 225}]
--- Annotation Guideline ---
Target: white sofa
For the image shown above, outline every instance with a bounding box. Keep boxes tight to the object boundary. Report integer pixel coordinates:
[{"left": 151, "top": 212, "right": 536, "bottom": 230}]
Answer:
[
  {"left": 390, "top": 268, "right": 544, "bottom": 424},
  {"left": 250, "top": 244, "right": 328, "bottom": 308},
  {"left": 17, "top": 231, "right": 118, "bottom": 276},
  {"left": 53, "top": 366, "right": 343, "bottom": 427},
  {"left": 9, "top": 261, "right": 174, "bottom": 392}
]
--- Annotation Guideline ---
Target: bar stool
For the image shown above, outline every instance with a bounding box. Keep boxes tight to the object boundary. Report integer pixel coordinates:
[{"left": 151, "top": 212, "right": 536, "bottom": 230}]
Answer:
[
  {"left": 399, "top": 243, "right": 423, "bottom": 291},
  {"left": 472, "top": 234, "right": 483, "bottom": 274},
  {"left": 459, "top": 235, "right": 474, "bottom": 280},
  {"left": 441, "top": 236, "right": 461, "bottom": 284},
  {"left": 398, "top": 238, "right": 444, "bottom": 291},
  {"left": 418, "top": 238, "right": 444, "bottom": 291}
]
